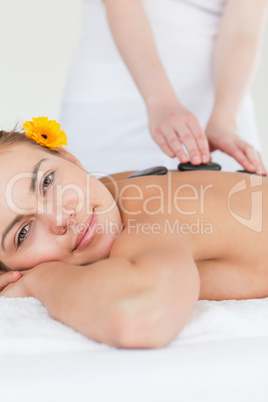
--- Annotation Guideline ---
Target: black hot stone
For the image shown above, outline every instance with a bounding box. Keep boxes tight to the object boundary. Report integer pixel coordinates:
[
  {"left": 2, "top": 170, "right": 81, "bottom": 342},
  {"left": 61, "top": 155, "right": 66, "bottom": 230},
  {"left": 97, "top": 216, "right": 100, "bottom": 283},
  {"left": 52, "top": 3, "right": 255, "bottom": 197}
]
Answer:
[
  {"left": 236, "top": 170, "right": 256, "bottom": 174},
  {"left": 128, "top": 166, "right": 168, "bottom": 179},
  {"left": 178, "top": 162, "right": 222, "bottom": 171}
]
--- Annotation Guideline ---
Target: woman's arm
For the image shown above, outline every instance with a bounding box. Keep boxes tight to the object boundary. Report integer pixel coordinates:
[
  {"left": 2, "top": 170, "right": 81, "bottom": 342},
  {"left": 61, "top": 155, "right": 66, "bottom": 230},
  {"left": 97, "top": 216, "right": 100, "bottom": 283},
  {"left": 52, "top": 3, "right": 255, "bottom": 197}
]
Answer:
[
  {"left": 1, "top": 248, "right": 200, "bottom": 349},
  {"left": 206, "top": 0, "right": 268, "bottom": 173},
  {"left": 102, "top": 0, "right": 210, "bottom": 164}
]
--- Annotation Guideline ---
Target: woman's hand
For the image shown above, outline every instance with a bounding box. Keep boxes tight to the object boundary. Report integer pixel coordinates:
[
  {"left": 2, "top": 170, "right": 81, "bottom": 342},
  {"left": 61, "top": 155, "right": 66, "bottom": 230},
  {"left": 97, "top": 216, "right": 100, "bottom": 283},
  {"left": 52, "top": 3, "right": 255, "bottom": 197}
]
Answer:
[
  {"left": 206, "top": 117, "right": 267, "bottom": 175},
  {"left": 147, "top": 98, "right": 210, "bottom": 165},
  {"left": 0, "top": 270, "right": 30, "bottom": 298}
]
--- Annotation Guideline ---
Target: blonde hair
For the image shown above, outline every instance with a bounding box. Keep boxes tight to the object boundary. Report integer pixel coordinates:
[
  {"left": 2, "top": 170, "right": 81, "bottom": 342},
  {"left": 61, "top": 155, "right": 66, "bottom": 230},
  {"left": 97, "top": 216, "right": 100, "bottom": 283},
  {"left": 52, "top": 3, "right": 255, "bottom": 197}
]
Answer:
[{"left": 0, "top": 127, "right": 58, "bottom": 154}]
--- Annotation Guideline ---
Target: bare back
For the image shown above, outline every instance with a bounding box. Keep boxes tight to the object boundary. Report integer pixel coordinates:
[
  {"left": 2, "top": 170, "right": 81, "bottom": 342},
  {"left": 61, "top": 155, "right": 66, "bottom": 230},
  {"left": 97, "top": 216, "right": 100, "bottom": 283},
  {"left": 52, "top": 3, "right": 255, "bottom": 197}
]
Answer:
[{"left": 102, "top": 171, "right": 268, "bottom": 301}]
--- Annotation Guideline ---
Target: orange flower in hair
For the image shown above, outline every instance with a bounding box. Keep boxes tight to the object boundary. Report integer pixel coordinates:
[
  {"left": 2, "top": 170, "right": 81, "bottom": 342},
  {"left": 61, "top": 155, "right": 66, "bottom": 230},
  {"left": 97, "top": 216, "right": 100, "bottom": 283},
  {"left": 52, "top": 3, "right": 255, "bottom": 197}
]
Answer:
[{"left": 23, "top": 117, "right": 68, "bottom": 150}]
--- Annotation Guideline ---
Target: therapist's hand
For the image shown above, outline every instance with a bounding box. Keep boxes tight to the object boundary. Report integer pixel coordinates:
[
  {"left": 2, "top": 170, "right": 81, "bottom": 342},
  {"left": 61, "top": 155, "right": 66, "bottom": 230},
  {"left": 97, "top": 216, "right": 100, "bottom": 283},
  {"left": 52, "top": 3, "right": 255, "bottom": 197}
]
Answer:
[
  {"left": 146, "top": 98, "right": 210, "bottom": 164},
  {"left": 206, "top": 117, "right": 267, "bottom": 175}
]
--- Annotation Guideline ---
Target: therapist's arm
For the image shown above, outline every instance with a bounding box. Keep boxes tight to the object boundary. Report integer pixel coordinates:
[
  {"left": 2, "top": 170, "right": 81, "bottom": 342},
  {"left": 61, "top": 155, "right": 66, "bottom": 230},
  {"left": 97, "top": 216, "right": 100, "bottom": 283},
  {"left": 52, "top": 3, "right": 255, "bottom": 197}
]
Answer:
[
  {"left": 206, "top": 0, "right": 268, "bottom": 174},
  {"left": 102, "top": 0, "right": 210, "bottom": 164}
]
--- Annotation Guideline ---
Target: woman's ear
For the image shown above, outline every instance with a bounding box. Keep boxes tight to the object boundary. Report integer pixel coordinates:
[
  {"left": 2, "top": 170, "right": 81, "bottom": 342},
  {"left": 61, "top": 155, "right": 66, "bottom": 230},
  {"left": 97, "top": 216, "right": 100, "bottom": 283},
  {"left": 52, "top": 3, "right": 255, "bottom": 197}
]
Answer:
[{"left": 55, "top": 147, "right": 85, "bottom": 169}]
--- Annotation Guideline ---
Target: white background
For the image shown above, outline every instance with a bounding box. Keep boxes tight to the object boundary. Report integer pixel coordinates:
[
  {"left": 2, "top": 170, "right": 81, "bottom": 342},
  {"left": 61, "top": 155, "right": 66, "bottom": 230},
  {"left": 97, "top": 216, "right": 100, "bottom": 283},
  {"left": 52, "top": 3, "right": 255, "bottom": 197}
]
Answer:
[{"left": 0, "top": 0, "right": 267, "bottom": 163}]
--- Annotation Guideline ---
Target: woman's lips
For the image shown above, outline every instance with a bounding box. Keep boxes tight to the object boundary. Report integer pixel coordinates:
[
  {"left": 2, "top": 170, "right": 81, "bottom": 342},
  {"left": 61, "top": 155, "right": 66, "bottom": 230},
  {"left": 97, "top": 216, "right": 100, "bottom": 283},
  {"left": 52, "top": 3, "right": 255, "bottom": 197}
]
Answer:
[{"left": 74, "top": 212, "right": 98, "bottom": 251}]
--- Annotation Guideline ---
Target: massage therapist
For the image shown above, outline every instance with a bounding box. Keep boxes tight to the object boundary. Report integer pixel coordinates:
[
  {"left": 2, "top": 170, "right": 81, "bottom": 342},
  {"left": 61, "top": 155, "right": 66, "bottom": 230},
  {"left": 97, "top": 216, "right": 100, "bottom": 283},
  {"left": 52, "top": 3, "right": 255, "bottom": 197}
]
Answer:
[{"left": 60, "top": 0, "right": 268, "bottom": 174}]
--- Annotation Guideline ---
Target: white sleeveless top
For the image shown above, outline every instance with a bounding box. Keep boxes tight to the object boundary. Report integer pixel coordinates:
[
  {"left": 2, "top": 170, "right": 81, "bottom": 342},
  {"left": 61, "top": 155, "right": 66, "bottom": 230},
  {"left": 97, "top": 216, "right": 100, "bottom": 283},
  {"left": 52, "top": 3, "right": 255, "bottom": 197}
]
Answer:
[{"left": 68, "top": 0, "right": 226, "bottom": 103}]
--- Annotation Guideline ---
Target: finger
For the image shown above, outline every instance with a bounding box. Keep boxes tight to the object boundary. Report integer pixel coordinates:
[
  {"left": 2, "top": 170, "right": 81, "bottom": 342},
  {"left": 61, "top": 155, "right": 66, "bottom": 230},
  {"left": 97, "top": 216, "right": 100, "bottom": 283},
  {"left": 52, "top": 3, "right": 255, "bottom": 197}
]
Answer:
[
  {"left": 153, "top": 130, "right": 176, "bottom": 158},
  {"left": 161, "top": 125, "right": 189, "bottom": 163},
  {"left": 242, "top": 145, "right": 261, "bottom": 171},
  {"left": 256, "top": 152, "right": 267, "bottom": 176},
  {"left": 187, "top": 119, "right": 210, "bottom": 163},
  {"left": 231, "top": 143, "right": 264, "bottom": 174},
  {"left": 172, "top": 122, "right": 201, "bottom": 164},
  {"left": 215, "top": 139, "right": 257, "bottom": 172},
  {"left": 244, "top": 146, "right": 267, "bottom": 175},
  {"left": 0, "top": 271, "right": 22, "bottom": 292},
  {"left": 235, "top": 150, "right": 253, "bottom": 171},
  {"left": 229, "top": 145, "right": 257, "bottom": 172}
]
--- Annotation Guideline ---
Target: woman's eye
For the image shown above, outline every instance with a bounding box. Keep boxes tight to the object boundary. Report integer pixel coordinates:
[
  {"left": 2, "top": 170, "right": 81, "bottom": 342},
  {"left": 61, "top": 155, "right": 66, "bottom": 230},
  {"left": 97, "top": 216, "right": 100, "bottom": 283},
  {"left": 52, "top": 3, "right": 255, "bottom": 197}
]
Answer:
[
  {"left": 17, "top": 223, "right": 31, "bottom": 247},
  {"left": 42, "top": 172, "right": 54, "bottom": 194}
]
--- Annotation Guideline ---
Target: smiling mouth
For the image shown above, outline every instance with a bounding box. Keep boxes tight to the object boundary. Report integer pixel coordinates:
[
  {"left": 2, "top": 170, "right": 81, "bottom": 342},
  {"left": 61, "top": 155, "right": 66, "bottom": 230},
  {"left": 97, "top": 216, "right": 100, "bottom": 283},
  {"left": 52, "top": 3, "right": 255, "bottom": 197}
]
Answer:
[{"left": 74, "top": 211, "right": 98, "bottom": 251}]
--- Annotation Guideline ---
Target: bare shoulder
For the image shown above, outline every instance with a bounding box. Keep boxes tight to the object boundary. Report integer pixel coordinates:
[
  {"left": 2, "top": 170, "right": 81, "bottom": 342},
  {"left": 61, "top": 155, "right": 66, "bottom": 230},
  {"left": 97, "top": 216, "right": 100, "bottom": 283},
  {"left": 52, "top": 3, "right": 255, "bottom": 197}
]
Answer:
[
  {"left": 109, "top": 223, "right": 192, "bottom": 263},
  {"left": 99, "top": 171, "right": 136, "bottom": 186}
]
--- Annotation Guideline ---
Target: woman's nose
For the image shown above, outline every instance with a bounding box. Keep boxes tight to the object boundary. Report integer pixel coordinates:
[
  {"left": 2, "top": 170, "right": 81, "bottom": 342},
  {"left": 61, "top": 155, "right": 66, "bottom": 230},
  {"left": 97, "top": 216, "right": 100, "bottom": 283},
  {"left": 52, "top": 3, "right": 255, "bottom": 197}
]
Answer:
[{"left": 41, "top": 207, "right": 75, "bottom": 235}]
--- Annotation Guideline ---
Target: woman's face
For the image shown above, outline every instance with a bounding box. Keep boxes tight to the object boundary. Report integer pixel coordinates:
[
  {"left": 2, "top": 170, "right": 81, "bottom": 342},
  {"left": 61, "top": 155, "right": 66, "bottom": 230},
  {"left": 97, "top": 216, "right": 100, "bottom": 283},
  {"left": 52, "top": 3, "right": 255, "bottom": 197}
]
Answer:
[{"left": 0, "top": 144, "right": 122, "bottom": 271}]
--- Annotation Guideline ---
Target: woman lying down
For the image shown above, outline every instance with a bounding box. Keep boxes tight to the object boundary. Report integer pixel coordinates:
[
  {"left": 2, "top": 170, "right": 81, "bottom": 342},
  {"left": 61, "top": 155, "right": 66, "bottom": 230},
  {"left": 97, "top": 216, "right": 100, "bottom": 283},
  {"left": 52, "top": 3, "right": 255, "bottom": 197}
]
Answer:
[{"left": 0, "top": 117, "right": 267, "bottom": 349}]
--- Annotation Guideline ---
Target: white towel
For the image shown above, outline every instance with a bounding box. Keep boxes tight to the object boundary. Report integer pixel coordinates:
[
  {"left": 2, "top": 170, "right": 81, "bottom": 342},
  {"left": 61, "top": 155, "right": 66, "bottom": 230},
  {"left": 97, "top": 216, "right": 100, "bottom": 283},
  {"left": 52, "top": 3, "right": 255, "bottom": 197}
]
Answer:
[
  {"left": 1, "top": 296, "right": 268, "bottom": 402},
  {"left": 1, "top": 296, "right": 268, "bottom": 354}
]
